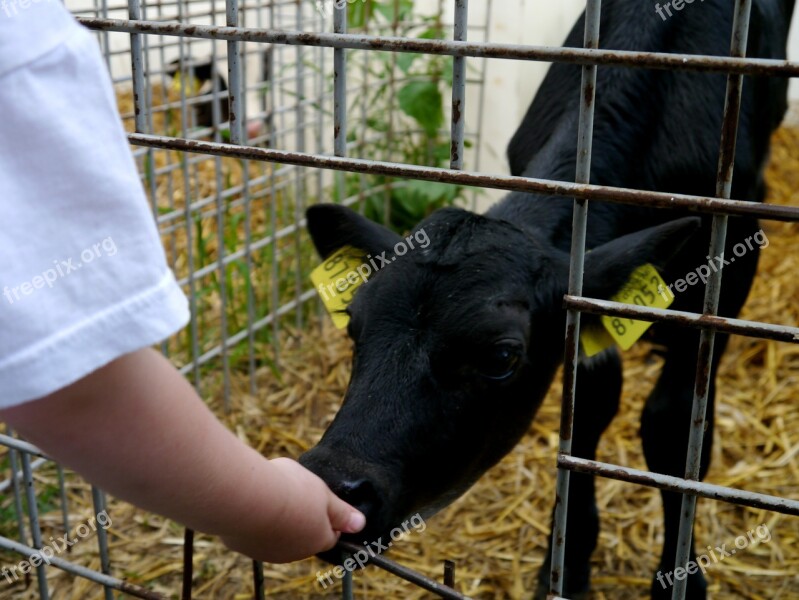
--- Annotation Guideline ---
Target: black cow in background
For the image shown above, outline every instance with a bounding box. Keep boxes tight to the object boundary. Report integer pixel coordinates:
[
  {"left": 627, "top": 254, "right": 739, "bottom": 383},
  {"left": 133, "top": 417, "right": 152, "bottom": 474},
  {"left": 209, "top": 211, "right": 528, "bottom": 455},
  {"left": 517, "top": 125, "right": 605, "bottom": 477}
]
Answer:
[
  {"left": 300, "top": 1, "right": 796, "bottom": 598},
  {"left": 166, "top": 48, "right": 272, "bottom": 139}
]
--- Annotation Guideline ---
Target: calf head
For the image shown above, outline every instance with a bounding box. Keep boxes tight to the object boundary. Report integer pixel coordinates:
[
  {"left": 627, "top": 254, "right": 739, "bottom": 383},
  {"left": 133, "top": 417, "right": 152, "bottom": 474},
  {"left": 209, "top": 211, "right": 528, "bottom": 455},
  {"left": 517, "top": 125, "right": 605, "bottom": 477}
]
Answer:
[{"left": 300, "top": 203, "right": 699, "bottom": 544}]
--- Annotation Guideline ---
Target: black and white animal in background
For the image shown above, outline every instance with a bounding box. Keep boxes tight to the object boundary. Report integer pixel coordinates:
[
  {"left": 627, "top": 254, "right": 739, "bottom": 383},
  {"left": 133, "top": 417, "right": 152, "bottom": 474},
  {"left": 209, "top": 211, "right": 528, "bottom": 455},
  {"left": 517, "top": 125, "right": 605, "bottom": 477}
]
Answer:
[
  {"left": 300, "top": 1, "right": 795, "bottom": 598},
  {"left": 166, "top": 50, "right": 272, "bottom": 139}
]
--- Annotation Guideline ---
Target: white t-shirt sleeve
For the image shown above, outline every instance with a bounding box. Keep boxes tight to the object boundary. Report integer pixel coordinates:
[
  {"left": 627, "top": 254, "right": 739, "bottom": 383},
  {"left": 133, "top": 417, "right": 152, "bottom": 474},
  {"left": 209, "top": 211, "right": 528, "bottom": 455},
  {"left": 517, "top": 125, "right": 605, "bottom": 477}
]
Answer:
[{"left": 0, "top": 5, "right": 190, "bottom": 408}]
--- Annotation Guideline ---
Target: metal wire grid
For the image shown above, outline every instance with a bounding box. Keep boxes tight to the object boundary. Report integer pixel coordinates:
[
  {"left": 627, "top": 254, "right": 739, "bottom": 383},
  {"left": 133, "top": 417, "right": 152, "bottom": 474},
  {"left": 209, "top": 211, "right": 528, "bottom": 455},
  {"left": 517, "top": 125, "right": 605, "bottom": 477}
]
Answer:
[{"left": 2, "top": 0, "right": 799, "bottom": 598}]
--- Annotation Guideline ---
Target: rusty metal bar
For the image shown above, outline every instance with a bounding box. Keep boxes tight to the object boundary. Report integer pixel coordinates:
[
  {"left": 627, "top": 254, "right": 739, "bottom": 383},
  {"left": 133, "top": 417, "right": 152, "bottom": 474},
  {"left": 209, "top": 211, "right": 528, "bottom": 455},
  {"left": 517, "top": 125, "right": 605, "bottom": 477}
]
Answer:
[
  {"left": 294, "top": 0, "right": 306, "bottom": 332},
  {"left": 337, "top": 541, "right": 473, "bottom": 599},
  {"left": 0, "top": 535, "right": 167, "bottom": 599},
  {"left": 551, "top": 1, "right": 601, "bottom": 595},
  {"left": 563, "top": 297, "right": 799, "bottom": 344},
  {"left": 76, "top": 17, "right": 799, "bottom": 78},
  {"left": 450, "top": 0, "right": 468, "bottom": 169},
  {"left": 126, "top": 133, "right": 799, "bottom": 222},
  {"left": 559, "top": 455, "right": 799, "bottom": 516},
  {"left": 672, "top": 3, "right": 752, "bottom": 597},
  {"left": 21, "top": 452, "right": 49, "bottom": 599},
  {"left": 333, "top": 0, "right": 347, "bottom": 205}
]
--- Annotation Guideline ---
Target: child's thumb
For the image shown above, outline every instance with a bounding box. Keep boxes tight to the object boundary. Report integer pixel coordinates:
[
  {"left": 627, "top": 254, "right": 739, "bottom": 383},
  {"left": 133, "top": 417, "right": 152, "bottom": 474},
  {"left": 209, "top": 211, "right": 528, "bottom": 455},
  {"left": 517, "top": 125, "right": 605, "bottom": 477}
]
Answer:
[{"left": 328, "top": 495, "right": 366, "bottom": 534}]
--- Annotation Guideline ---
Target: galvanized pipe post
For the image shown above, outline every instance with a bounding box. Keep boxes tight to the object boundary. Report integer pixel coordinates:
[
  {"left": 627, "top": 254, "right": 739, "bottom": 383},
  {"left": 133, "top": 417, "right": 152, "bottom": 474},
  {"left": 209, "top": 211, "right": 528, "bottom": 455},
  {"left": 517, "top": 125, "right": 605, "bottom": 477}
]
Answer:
[
  {"left": 450, "top": 0, "right": 468, "bottom": 170},
  {"left": 671, "top": 1, "right": 753, "bottom": 598},
  {"left": 550, "top": 0, "right": 601, "bottom": 595},
  {"left": 333, "top": 0, "right": 347, "bottom": 204}
]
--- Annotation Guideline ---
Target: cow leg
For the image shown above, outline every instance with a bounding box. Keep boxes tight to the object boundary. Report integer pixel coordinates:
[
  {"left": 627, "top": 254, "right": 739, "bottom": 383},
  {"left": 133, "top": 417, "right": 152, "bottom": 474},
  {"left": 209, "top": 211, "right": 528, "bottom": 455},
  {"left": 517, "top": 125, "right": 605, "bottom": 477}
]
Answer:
[
  {"left": 644, "top": 217, "right": 761, "bottom": 599},
  {"left": 535, "top": 348, "right": 622, "bottom": 599},
  {"left": 641, "top": 331, "right": 731, "bottom": 600}
]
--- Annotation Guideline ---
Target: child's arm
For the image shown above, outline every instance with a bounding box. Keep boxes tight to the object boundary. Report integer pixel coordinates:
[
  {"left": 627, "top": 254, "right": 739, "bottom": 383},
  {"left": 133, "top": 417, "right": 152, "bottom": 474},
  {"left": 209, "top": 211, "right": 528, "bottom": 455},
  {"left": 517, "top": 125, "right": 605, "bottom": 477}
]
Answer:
[{"left": 0, "top": 348, "right": 364, "bottom": 563}]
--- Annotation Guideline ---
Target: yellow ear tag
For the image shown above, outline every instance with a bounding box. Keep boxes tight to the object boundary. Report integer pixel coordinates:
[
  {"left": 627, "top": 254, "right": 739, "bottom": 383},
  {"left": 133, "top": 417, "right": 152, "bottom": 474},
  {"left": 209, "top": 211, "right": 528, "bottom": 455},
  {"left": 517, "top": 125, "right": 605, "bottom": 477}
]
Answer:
[
  {"left": 171, "top": 71, "right": 201, "bottom": 96},
  {"left": 580, "top": 263, "right": 673, "bottom": 357},
  {"left": 310, "top": 246, "right": 368, "bottom": 329}
]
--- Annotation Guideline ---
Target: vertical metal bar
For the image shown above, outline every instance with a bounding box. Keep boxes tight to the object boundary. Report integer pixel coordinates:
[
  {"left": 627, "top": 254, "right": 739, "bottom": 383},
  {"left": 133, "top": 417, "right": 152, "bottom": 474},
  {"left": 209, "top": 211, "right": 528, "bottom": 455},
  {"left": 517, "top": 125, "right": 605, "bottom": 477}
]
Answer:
[
  {"left": 382, "top": 0, "right": 402, "bottom": 226},
  {"left": 56, "top": 465, "right": 70, "bottom": 540},
  {"left": 6, "top": 427, "right": 28, "bottom": 544},
  {"left": 128, "top": 0, "right": 146, "bottom": 136},
  {"left": 333, "top": 0, "right": 347, "bottom": 205},
  {"left": 294, "top": 0, "right": 306, "bottom": 330},
  {"left": 267, "top": 0, "right": 281, "bottom": 367},
  {"left": 226, "top": 0, "right": 256, "bottom": 395},
  {"left": 100, "top": 0, "right": 111, "bottom": 72},
  {"left": 443, "top": 560, "right": 456, "bottom": 588},
  {"left": 671, "top": 1, "right": 752, "bottom": 598},
  {"left": 177, "top": 0, "right": 202, "bottom": 392},
  {"left": 91, "top": 487, "right": 113, "bottom": 600},
  {"left": 341, "top": 565, "right": 354, "bottom": 600},
  {"left": 210, "top": 1, "right": 232, "bottom": 410},
  {"left": 470, "top": 0, "right": 492, "bottom": 211},
  {"left": 450, "top": 0, "right": 468, "bottom": 170},
  {"left": 181, "top": 528, "right": 194, "bottom": 600},
  {"left": 226, "top": 0, "right": 243, "bottom": 144},
  {"left": 550, "top": 0, "right": 601, "bottom": 595},
  {"left": 252, "top": 559, "right": 265, "bottom": 600},
  {"left": 21, "top": 451, "right": 49, "bottom": 599}
]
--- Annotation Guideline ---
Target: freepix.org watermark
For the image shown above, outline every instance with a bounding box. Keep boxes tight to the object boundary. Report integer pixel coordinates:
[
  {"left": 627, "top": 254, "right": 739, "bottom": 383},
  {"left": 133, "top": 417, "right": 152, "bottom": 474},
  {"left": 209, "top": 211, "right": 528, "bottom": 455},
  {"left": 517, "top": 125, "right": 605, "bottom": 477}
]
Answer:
[
  {"left": 656, "top": 523, "right": 772, "bottom": 589},
  {"left": 1, "top": 0, "right": 53, "bottom": 19},
  {"left": 657, "top": 229, "right": 768, "bottom": 301},
  {"left": 2, "top": 510, "right": 112, "bottom": 584},
  {"left": 654, "top": 0, "right": 704, "bottom": 21},
  {"left": 316, "top": 228, "right": 430, "bottom": 303},
  {"left": 3, "top": 237, "right": 118, "bottom": 306},
  {"left": 316, "top": 513, "right": 427, "bottom": 589}
]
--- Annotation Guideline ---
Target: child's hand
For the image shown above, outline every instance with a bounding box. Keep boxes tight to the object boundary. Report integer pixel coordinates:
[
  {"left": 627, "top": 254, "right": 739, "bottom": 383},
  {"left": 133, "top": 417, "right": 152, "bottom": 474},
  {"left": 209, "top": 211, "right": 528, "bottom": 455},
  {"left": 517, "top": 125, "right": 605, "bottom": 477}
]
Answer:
[
  {"left": 220, "top": 457, "right": 366, "bottom": 563},
  {"left": 2, "top": 349, "right": 365, "bottom": 565}
]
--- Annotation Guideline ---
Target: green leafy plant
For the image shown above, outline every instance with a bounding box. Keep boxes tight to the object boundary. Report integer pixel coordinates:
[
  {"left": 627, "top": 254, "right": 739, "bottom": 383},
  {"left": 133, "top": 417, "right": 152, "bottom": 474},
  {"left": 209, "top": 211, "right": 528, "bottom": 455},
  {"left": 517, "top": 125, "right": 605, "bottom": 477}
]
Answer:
[{"left": 336, "top": 0, "right": 469, "bottom": 233}]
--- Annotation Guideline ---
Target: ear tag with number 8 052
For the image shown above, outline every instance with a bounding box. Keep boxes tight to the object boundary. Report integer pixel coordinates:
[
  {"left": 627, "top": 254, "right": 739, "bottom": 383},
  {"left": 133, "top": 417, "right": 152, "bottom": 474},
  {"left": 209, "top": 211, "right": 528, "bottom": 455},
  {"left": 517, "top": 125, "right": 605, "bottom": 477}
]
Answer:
[
  {"left": 310, "top": 246, "right": 368, "bottom": 329},
  {"left": 580, "top": 263, "right": 673, "bottom": 357}
]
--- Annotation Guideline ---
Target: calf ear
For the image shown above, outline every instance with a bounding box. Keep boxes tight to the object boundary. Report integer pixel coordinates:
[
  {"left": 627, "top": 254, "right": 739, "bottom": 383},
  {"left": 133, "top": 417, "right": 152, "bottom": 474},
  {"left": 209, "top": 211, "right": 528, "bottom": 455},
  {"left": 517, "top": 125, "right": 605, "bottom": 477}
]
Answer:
[
  {"left": 583, "top": 216, "right": 702, "bottom": 299},
  {"left": 306, "top": 204, "right": 404, "bottom": 260}
]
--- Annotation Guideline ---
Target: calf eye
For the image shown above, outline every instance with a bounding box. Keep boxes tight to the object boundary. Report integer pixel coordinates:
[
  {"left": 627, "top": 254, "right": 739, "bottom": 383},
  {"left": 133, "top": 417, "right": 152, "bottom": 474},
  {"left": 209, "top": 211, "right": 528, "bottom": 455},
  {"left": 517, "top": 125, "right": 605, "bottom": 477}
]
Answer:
[{"left": 479, "top": 341, "right": 523, "bottom": 381}]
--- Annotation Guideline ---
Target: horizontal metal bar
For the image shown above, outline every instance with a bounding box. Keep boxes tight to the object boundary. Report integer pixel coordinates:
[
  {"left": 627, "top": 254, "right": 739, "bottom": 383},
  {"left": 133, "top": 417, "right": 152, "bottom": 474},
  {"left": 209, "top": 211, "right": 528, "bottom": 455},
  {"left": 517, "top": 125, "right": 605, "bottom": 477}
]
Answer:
[
  {"left": 564, "top": 296, "right": 799, "bottom": 344},
  {"left": 559, "top": 455, "right": 799, "bottom": 516},
  {"left": 0, "top": 433, "right": 48, "bottom": 459},
  {"left": 0, "top": 535, "right": 166, "bottom": 600},
  {"left": 337, "top": 541, "right": 473, "bottom": 600},
  {"left": 129, "top": 133, "right": 799, "bottom": 222},
  {"left": 77, "top": 18, "right": 799, "bottom": 77}
]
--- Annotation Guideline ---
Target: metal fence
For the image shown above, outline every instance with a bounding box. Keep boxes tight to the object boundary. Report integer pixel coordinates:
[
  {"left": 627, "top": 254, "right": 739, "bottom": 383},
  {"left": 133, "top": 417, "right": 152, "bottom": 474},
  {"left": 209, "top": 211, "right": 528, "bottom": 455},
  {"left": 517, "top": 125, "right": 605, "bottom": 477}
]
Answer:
[{"left": 2, "top": 0, "right": 799, "bottom": 598}]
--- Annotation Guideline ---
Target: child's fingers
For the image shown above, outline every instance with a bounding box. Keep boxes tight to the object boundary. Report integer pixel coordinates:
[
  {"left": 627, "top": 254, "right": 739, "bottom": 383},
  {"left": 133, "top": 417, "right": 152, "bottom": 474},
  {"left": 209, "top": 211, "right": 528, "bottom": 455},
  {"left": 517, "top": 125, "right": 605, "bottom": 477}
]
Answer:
[{"left": 327, "top": 494, "right": 366, "bottom": 534}]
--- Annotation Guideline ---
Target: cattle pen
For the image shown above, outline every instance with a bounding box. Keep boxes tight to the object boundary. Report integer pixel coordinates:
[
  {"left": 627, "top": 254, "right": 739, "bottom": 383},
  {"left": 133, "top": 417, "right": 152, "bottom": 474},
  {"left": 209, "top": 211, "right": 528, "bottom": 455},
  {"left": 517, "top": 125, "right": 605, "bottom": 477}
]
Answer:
[{"left": 2, "top": 0, "right": 799, "bottom": 599}]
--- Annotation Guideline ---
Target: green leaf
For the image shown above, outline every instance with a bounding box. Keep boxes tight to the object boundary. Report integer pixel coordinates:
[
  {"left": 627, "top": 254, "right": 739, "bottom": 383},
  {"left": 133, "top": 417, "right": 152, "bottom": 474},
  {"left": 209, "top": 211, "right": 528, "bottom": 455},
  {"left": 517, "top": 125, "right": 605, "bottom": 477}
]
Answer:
[
  {"left": 397, "top": 81, "right": 443, "bottom": 136},
  {"left": 397, "top": 52, "right": 420, "bottom": 74},
  {"left": 372, "top": 0, "right": 413, "bottom": 22}
]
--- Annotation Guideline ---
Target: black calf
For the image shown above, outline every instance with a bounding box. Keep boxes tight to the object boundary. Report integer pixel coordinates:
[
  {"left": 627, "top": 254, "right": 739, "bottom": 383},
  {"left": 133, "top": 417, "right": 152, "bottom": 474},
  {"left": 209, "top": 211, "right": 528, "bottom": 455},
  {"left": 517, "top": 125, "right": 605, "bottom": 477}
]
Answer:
[{"left": 300, "top": 1, "right": 794, "bottom": 597}]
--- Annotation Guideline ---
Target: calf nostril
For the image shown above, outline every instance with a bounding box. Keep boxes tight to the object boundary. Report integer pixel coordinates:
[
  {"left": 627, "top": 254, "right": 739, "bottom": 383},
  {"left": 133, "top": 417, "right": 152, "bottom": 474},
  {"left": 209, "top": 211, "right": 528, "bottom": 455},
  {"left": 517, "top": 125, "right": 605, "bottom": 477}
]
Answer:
[{"left": 336, "top": 478, "right": 381, "bottom": 516}]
